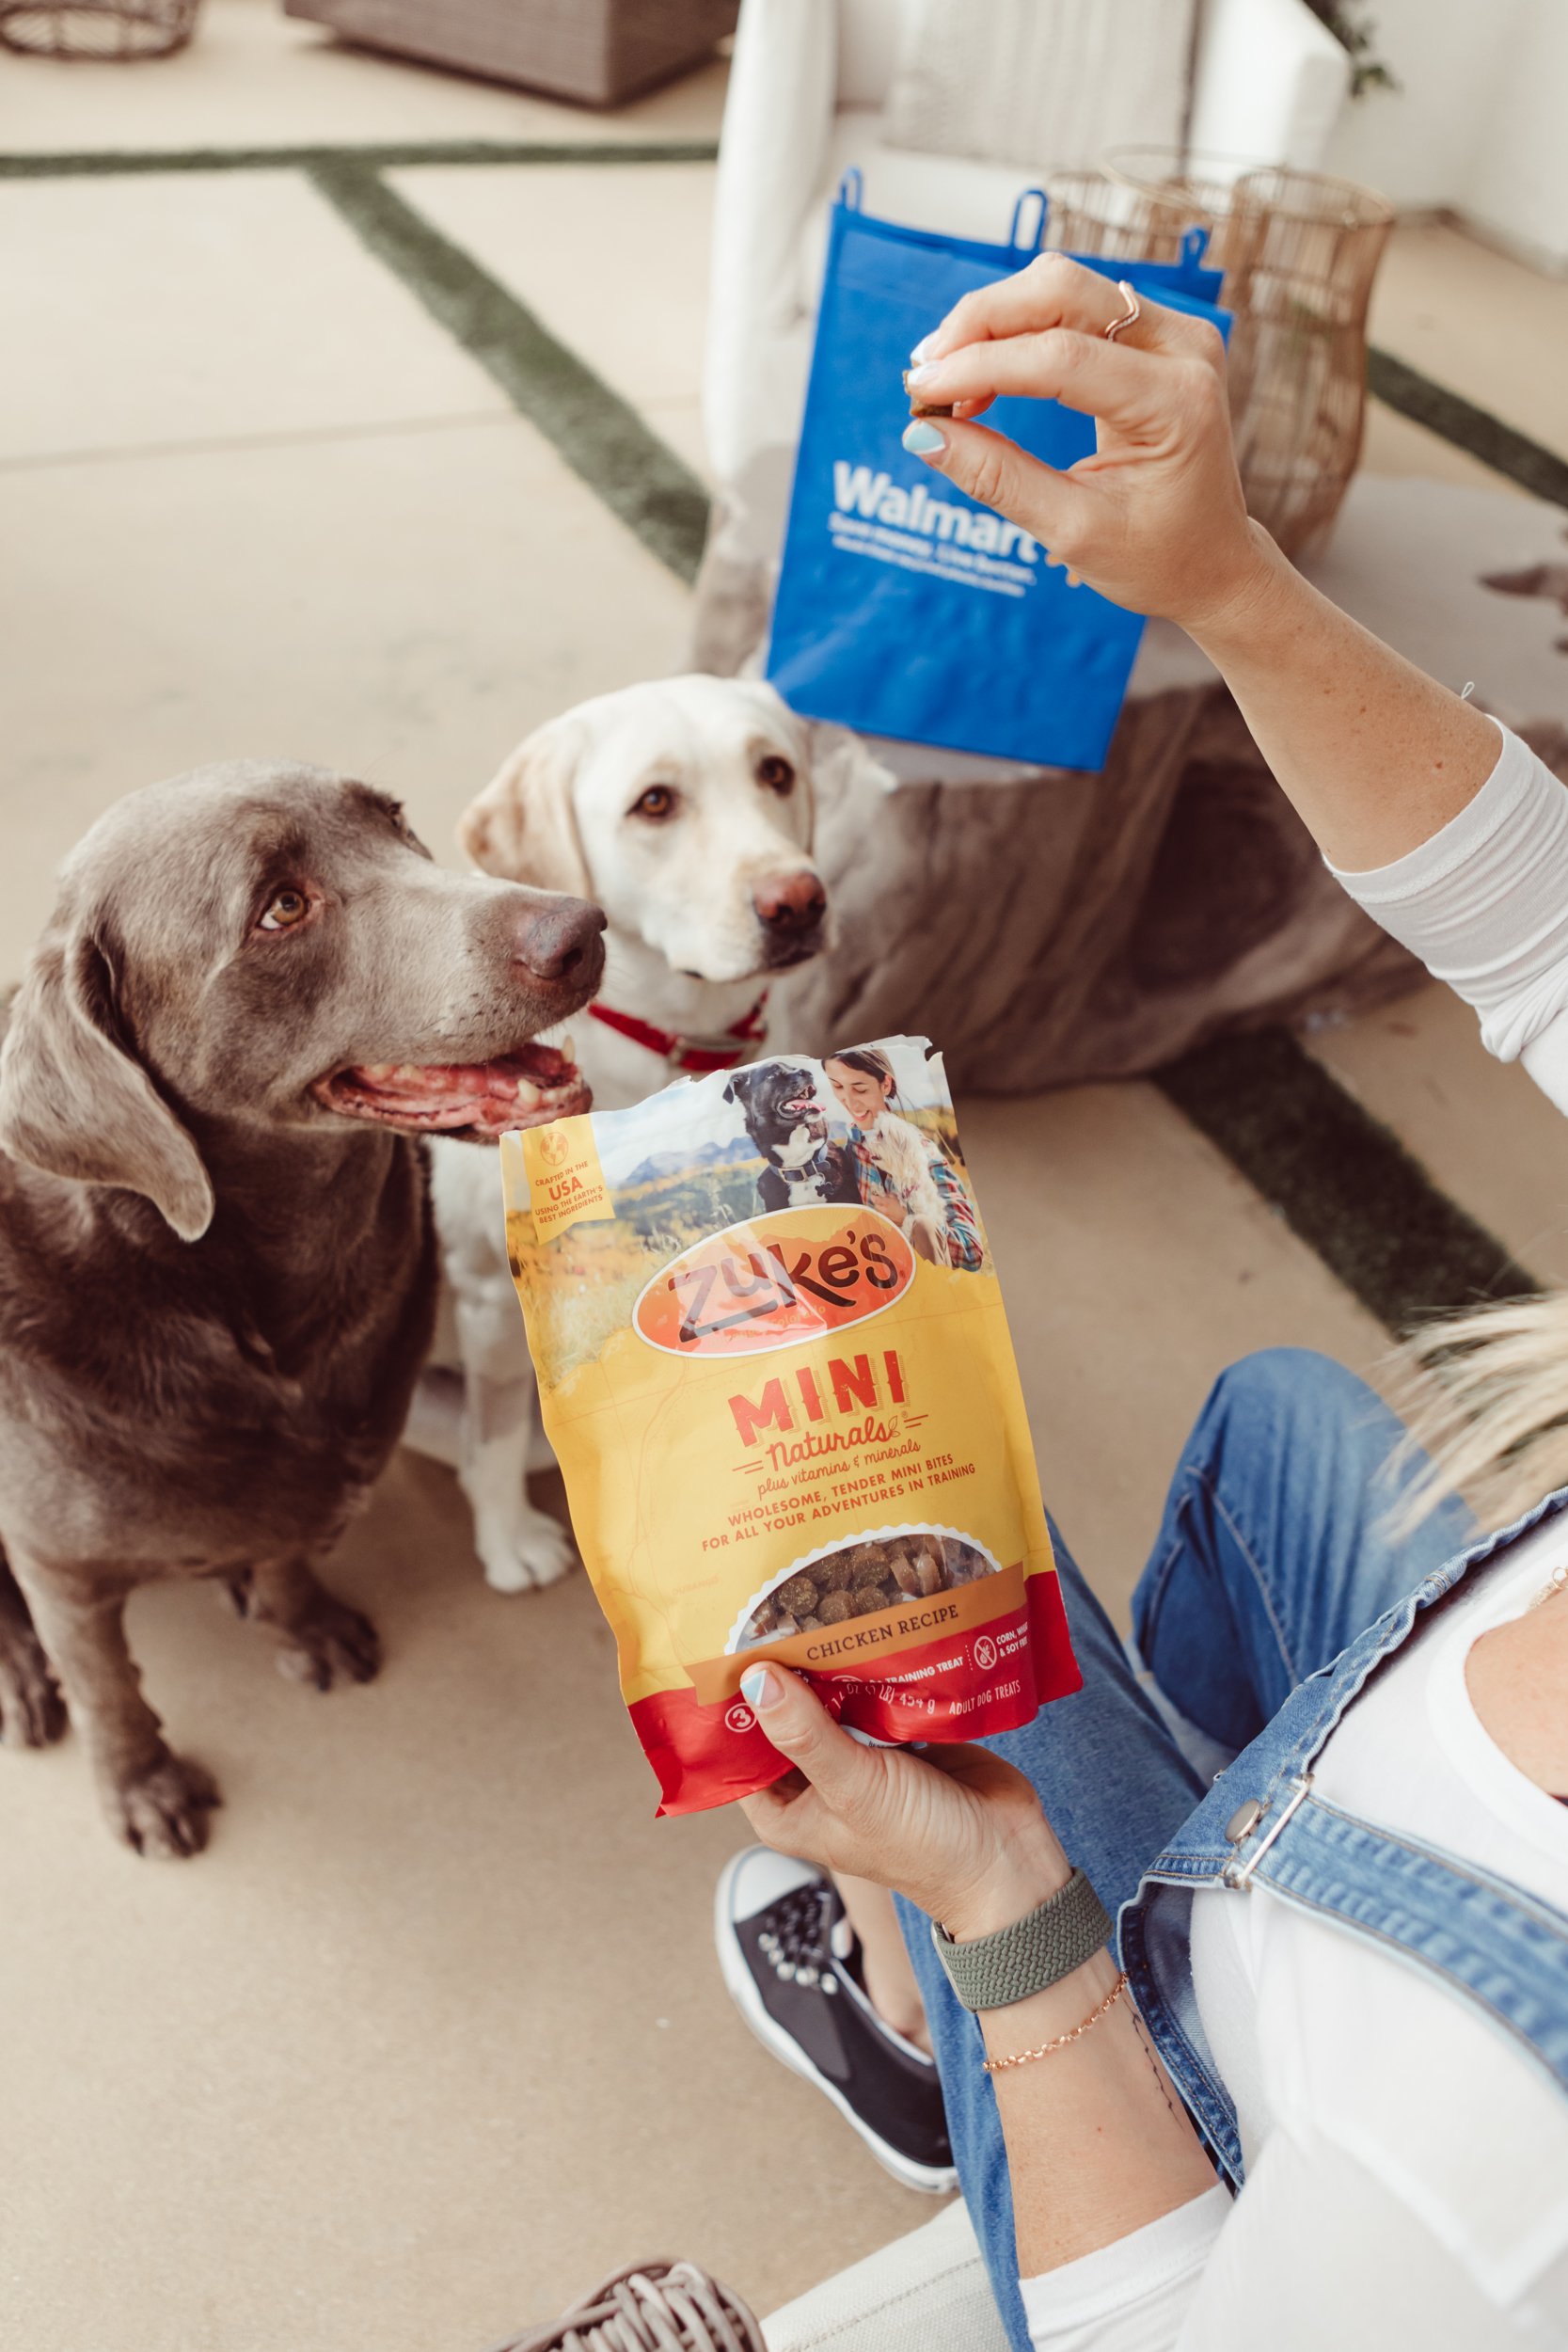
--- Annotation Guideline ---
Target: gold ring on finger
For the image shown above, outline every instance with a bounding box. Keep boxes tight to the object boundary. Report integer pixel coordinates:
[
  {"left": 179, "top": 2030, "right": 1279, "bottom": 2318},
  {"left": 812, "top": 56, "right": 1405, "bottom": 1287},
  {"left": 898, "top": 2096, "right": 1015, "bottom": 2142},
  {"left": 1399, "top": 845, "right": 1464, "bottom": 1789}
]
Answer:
[{"left": 1102, "top": 280, "right": 1141, "bottom": 342}]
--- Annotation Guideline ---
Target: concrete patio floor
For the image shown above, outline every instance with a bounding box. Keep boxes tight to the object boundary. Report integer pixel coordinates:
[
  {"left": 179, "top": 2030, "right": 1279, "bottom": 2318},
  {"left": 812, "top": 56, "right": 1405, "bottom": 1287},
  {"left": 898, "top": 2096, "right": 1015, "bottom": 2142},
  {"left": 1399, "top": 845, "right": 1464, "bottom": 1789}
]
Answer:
[{"left": 2, "top": 11, "right": 1567, "bottom": 2349}]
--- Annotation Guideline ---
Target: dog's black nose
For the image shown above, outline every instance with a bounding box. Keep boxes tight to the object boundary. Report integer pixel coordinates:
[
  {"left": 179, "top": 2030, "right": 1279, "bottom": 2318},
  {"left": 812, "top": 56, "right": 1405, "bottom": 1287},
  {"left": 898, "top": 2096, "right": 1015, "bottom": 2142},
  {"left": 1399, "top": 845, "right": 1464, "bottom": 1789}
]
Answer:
[
  {"left": 513, "top": 895, "right": 606, "bottom": 984},
  {"left": 754, "top": 871, "right": 827, "bottom": 933}
]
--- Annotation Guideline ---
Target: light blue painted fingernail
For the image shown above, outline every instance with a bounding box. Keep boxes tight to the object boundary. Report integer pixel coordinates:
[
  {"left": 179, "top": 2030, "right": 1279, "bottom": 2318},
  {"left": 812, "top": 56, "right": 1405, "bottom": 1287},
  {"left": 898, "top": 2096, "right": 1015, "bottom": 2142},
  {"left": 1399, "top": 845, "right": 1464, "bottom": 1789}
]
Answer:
[
  {"left": 740, "top": 1666, "right": 780, "bottom": 1710},
  {"left": 910, "top": 332, "right": 940, "bottom": 363},
  {"left": 902, "top": 421, "right": 946, "bottom": 455}
]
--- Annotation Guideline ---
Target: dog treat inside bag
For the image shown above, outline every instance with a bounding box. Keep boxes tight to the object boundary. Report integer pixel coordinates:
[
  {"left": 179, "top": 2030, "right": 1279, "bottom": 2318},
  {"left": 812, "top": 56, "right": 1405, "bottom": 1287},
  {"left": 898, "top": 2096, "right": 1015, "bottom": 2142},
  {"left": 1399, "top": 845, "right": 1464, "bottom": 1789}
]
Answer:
[{"left": 501, "top": 1036, "right": 1079, "bottom": 1813}]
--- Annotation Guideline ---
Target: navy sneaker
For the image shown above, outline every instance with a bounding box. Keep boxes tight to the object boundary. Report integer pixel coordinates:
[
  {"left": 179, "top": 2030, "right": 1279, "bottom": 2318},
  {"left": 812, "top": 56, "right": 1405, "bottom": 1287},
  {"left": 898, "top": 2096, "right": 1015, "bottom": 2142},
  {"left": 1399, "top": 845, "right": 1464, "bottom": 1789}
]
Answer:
[{"left": 715, "top": 1846, "right": 957, "bottom": 2194}]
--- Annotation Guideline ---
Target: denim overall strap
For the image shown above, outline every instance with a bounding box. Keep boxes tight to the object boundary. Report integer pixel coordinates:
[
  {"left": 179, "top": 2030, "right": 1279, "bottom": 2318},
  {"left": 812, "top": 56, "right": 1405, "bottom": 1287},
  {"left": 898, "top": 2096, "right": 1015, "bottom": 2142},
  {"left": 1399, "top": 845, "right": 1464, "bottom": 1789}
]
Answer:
[
  {"left": 1173, "top": 1483, "right": 1568, "bottom": 1880},
  {"left": 1251, "top": 1789, "right": 1568, "bottom": 2097},
  {"left": 1121, "top": 1481, "right": 1568, "bottom": 2185}
]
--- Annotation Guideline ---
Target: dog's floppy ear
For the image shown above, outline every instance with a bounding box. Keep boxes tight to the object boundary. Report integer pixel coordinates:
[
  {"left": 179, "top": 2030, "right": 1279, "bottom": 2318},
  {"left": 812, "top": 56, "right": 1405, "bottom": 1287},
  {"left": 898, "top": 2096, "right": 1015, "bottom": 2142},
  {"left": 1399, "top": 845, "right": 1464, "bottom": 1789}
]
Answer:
[
  {"left": 0, "top": 926, "right": 214, "bottom": 1242},
  {"left": 457, "top": 718, "right": 591, "bottom": 896}
]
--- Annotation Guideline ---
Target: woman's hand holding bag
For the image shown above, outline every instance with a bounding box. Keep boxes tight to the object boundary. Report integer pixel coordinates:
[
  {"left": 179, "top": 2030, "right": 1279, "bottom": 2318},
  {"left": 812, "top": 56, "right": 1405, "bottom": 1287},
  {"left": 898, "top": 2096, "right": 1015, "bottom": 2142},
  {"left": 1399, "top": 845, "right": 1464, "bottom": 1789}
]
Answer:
[{"left": 737, "top": 1662, "right": 1069, "bottom": 1942}]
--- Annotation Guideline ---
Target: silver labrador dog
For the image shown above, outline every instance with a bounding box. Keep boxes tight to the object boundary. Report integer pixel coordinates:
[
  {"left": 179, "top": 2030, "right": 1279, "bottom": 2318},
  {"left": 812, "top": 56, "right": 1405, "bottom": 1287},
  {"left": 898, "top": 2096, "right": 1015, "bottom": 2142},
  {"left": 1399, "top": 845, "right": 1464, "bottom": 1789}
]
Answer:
[{"left": 0, "top": 760, "right": 601, "bottom": 1857}]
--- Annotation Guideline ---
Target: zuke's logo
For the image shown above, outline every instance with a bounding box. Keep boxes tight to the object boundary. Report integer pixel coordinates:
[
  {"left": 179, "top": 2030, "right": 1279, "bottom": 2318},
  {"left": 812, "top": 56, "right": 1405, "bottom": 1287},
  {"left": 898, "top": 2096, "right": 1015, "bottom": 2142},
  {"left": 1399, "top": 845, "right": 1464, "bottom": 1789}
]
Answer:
[{"left": 633, "top": 1206, "right": 915, "bottom": 1359}]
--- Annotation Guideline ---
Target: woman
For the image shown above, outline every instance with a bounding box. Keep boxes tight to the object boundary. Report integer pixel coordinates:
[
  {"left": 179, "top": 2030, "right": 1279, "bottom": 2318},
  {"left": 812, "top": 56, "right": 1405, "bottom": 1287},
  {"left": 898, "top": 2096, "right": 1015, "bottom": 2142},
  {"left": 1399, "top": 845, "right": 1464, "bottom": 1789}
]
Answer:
[
  {"left": 716, "top": 258, "right": 1568, "bottom": 2349},
  {"left": 823, "top": 1043, "right": 984, "bottom": 1268}
]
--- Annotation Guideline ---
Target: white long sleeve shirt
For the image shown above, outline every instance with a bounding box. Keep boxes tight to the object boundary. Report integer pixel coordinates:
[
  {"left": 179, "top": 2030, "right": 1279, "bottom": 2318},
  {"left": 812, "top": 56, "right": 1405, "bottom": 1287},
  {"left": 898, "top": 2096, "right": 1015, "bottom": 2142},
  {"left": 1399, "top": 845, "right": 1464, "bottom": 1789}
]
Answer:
[
  {"left": 1329, "top": 722, "right": 1568, "bottom": 1113},
  {"left": 1022, "top": 726, "right": 1568, "bottom": 2350}
]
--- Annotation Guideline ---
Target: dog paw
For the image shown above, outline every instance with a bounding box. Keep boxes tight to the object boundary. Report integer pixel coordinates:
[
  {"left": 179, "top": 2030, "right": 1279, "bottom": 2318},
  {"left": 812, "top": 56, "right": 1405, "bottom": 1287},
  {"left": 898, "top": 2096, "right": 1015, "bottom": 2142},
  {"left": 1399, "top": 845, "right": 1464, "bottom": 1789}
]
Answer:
[
  {"left": 108, "top": 1753, "right": 221, "bottom": 1860},
  {"left": 222, "top": 1566, "right": 262, "bottom": 1620},
  {"left": 481, "top": 1512, "right": 576, "bottom": 1595},
  {"left": 0, "top": 1628, "right": 68, "bottom": 1750},
  {"left": 276, "top": 1598, "right": 381, "bottom": 1692}
]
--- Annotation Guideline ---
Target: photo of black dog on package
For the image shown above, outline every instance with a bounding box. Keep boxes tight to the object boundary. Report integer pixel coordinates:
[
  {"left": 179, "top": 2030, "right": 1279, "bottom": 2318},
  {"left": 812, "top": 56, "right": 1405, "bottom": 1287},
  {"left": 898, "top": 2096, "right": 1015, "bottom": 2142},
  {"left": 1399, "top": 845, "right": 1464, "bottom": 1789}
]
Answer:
[
  {"left": 723, "top": 1061, "right": 860, "bottom": 1211},
  {"left": 726, "top": 1042, "right": 983, "bottom": 1270}
]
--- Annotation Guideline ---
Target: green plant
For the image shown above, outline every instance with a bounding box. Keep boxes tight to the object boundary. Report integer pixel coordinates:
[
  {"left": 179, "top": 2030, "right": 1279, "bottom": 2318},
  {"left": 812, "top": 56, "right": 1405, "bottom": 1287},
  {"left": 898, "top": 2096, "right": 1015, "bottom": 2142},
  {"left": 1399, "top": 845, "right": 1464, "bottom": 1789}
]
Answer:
[{"left": 1303, "top": 1, "right": 1398, "bottom": 96}]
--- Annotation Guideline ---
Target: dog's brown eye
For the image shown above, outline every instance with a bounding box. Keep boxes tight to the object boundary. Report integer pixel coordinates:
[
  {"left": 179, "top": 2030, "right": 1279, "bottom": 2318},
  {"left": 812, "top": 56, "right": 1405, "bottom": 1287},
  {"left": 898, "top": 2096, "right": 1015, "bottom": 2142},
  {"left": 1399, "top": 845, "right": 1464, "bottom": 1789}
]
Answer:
[
  {"left": 631, "top": 785, "right": 676, "bottom": 821},
  {"left": 259, "top": 888, "right": 310, "bottom": 931},
  {"left": 758, "top": 755, "right": 795, "bottom": 795}
]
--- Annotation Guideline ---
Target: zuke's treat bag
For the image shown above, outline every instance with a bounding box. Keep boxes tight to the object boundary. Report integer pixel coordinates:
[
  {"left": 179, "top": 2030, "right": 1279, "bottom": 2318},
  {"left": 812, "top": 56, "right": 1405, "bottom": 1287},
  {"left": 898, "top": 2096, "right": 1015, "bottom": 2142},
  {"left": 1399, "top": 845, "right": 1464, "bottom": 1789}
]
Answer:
[{"left": 500, "top": 1036, "right": 1079, "bottom": 1814}]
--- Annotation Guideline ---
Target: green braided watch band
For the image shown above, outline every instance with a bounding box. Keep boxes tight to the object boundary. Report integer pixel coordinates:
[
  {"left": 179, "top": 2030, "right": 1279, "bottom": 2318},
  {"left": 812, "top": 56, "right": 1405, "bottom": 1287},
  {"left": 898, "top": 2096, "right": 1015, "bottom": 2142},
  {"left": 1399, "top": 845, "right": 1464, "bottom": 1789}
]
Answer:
[{"left": 929, "top": 1867, "right": 1113, "bottom": 2012}]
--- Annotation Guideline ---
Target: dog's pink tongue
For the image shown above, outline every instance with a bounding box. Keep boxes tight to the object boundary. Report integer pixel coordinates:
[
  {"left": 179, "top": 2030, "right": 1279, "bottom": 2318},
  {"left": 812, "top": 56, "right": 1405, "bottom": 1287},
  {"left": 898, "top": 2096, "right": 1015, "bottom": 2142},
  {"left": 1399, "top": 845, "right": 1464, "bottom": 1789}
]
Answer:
[
  {"left": 360, "top": 1069, "right": 488, "bottom": 1113},
  {"left": 342, "top": 1042, "right": 581, "bottom": 1131}
]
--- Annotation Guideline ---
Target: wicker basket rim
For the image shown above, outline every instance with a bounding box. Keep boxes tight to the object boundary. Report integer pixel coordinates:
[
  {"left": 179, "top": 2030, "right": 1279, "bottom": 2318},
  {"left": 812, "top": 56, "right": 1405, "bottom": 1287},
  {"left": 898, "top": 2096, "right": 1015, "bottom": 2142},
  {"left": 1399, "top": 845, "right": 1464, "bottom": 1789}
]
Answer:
[
  {"left": 0, "top": 0, "right": 198, "bottom": 23},
  {"left": 1092, "top": 147, "right": 1395, "bottom": 230}
]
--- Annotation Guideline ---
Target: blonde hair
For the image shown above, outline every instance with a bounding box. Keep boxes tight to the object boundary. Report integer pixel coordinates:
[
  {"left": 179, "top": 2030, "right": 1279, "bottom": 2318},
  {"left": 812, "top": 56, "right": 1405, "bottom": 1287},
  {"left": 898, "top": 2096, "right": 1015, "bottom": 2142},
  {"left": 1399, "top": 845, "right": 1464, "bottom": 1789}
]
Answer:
[{"left": 1389, "top": 1286, "right": 1568, "bottom": 1532}]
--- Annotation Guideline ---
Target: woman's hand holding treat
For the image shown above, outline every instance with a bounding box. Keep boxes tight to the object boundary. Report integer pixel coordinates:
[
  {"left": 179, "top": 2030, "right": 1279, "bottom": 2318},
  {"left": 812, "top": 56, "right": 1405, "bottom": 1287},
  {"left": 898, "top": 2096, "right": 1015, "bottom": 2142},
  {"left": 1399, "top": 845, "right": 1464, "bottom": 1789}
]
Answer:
[
  {"left": 900, "top": 252, "right": 1259, "bottom": 630},
  {"left": 737, "top": 1662, "right": 1068, "bottom": 1940},
  {"left": 901, "top": 254, "right": 1502, "bottom": 871}
]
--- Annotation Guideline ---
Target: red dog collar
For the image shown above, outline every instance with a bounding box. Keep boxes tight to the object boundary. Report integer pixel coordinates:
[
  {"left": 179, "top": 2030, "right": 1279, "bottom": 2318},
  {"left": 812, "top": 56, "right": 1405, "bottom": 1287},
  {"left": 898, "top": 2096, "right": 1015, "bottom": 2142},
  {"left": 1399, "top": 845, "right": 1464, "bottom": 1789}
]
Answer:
[{"left": 586, "top": 993, "right": 768, "bottom": 1075}]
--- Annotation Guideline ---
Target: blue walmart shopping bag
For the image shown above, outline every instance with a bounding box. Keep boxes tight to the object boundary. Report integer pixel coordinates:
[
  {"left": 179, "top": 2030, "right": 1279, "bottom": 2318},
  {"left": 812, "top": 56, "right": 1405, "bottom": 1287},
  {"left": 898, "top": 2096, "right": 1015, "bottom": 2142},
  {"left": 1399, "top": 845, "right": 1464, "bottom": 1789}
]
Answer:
[{"left": 766, "top": 180, "right": 1227, "bottom": 773}]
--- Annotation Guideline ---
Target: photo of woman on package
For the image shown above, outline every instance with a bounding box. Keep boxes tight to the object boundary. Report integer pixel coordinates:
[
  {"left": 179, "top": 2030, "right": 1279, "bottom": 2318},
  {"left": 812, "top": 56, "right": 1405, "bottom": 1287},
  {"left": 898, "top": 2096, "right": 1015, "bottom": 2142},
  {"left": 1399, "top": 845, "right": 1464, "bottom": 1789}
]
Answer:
[{"left": 824, "top": 1043, "right": 984, "bottom": 1270}]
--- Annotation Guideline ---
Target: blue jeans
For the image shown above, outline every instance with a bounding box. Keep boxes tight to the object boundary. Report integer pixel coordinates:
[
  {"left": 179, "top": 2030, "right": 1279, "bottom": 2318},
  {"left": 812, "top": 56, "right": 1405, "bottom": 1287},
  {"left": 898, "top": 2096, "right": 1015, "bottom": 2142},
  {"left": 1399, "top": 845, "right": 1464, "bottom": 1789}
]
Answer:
[{"left": 895, "top": 1347, "right": 1478, "bottom": 2352}]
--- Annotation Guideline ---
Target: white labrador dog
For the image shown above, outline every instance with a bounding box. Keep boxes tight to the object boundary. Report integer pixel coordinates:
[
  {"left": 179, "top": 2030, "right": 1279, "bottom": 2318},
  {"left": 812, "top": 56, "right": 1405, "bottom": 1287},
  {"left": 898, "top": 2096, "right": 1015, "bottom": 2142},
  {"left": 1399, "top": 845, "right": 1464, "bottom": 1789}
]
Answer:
[
  {"left": 413, "top": 675, "right": 831, "bottom": 1592},
  {"left": 855, "top": 1107, "right": 951, "bottom": 1263}
]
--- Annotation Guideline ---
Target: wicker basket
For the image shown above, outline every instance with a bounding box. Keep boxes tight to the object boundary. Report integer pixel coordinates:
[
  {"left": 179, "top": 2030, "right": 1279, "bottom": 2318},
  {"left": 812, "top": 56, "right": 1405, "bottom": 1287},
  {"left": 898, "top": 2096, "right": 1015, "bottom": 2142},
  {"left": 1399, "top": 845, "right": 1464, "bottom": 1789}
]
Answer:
[
  {"left": 1045, "top": 152, "right": 1394, "bottom": 559},
  {"left": 0, "top": 0, "right": 199, "bottom": 55}
]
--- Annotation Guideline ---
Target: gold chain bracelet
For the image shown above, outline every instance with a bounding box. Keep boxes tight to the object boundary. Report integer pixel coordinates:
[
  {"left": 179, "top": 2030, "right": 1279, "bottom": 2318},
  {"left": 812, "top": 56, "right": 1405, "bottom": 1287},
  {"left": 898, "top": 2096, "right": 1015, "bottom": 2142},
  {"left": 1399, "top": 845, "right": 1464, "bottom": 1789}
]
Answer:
[{"left": 982, "top": 1970, "right": 1130, "bottom": 2073}]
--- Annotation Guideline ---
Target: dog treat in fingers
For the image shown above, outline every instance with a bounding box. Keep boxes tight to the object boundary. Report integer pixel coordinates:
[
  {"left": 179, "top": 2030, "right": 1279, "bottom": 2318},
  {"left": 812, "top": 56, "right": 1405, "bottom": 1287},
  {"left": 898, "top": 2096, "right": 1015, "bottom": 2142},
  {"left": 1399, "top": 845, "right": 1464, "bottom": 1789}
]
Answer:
[
  {"left": 502, "top": 1034, "right": 1079, "bottom": 1816},
  {"left": 901, "top": 369, "right": 956, "bottom": 420}
]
